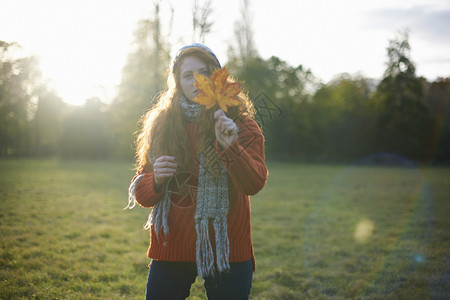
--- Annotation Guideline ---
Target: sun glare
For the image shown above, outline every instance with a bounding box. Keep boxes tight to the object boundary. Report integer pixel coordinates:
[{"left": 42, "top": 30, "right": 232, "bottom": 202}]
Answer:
[
  {"left": 1, "top": 0, "right": 142, "bottom": 106},
  {"left": 35, "top": 20, "right": 130, "bottom": 106},
  {"left": 40, "top": 49, "right": 122, "bottom": 106}
]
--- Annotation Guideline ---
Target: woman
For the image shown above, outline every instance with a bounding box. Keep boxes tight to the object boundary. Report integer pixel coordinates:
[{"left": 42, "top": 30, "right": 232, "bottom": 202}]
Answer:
[{"left": 127, "top": 43, "right": 267, "bottom": 300}]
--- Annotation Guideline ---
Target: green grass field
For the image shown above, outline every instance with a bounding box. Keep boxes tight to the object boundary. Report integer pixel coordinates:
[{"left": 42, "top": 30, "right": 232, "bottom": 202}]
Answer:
[{"left": 0, "top": 159, "right": 449, "bottom": 299}]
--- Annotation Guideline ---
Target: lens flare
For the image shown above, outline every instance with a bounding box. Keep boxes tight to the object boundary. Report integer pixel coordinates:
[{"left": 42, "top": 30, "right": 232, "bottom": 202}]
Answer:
[{"left": 354, "top": 219, "right": 375, "bottom": 243}]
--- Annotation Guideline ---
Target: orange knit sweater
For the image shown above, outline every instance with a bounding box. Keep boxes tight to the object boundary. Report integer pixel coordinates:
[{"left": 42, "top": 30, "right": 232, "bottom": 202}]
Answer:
[{"left": 133, "top": 117, "right": 267, "bottom": 268}]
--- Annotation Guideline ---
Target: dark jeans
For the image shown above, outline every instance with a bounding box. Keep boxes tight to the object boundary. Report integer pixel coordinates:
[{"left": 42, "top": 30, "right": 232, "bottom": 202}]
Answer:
[{"left": 145, "top": 259, "right": 253, "bottom": 300}]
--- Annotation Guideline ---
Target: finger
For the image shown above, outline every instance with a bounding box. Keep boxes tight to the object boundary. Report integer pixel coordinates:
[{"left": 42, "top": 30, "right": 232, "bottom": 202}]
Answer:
[
  {"left": 154, "top": 156, "right": 177, "bottom": 167},
  {"left": 226, "top": 126, "right": 236, "bottom": 136},
  {"left": 154, "top": 167, "right": 177, "bottom": 174},
  {"left": 214, "top": 109, "right": 225, "bottom": 121},
  {"left": 154, "top": 169, "right": 177, "bottom": 182},
  {"left": 221, "top": 125, "right": 233, "bottom": 136},
  {"left": 220, "top": 118, "right": 234, "bottom": 128},
  {"left": 155, "top": 172, "right": 176, "bottom": 178},
  {"left": 216, "top": 115, "right": 233, "bottom": 130},
  {"left": 220, "top": 120, "right": 236, "bottom": 133},
  {"left": 226, "top": 126, "right": 238, "bottom": 139},
  {"left": 155, "top": 156, "right": 177, "bottom": 163},
  {"left": 154, "top": 161, "right": 178, "bottom": 169},
  {"left": 154, "top": 172, "right": 175, "bottom": 185},
  {"left": 215, "top": 117, "right": 224, "bottom": 132},
  {"left": 224, "top": 128, "right": 236, "bottom": 137},
  {"left": 215, "top": 118, "right": 225, "bottom": 137}
]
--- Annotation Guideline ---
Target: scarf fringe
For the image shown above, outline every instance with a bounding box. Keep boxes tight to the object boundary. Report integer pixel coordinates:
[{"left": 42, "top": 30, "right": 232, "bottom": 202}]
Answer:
[
  {"left": 147, "top": 179, "right": 171, "bottom": 234},
  {"left": 125, "top": 174, "right": 144, "bottom": 210},
  {"left": 214, "top": 217, "right": 230, "bottom": 273},
  {"left": 196, "top": 219, "right": 215, "bottom": 279},
  {"left": 195, "top": 217, "right": 230, "bottom": 279}
]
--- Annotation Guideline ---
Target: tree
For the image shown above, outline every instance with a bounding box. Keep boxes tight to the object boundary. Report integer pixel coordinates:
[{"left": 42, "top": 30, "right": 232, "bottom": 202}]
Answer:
[
  {"left": 0, "top": 41, "right": 41, "bottom": 156},
  {"left": 192, "top": 0, "right": 214, "bottom": 43},
  {"left": 312, "top": 74, "right": 374, "bottom": 160},
  {"left": 110, "top": 2, "right": 172, "bottom": 159},
  {"left": 60, "top": 97, "right": 110, "bottom": 159},
  {"left": 425, "top": 78, "right": 450, "bottom": 164},
  {"left": 373, "top": 31, "right": 430, "bottom": 161},
  {"left": 227, "top": 55, "right": 318, "bottom": 158},
  {"left": 227, "top": 0, "right": 258, "bottom": 70},
  {"left": 32, "top": 86, "right": 66, "bottom": 156}
]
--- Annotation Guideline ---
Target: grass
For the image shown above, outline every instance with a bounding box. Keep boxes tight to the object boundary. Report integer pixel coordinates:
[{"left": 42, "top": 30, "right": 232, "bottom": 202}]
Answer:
[
  {"left": 0, "top": 158, "right": 449, "bottom": 299},
  {"left": 251, "top": 162, "right": 449, "bottom": 299}
]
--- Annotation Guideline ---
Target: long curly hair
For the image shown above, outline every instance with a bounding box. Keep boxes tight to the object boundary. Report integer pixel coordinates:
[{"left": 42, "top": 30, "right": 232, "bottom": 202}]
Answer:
[{"left": 134, "top": 46, "right": 255, "bottom": 174}]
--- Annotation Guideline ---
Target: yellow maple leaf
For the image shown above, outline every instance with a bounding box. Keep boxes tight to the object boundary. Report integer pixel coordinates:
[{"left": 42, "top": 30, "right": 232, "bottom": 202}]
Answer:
[{"left": 193, "top": 67, "right": 241, "bottom": 112}]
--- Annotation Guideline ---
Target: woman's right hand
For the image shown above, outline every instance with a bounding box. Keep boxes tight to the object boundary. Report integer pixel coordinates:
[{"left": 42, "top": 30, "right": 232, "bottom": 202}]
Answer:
[{"left": 153, "top": 156, "right": 177, "bottom": 187}]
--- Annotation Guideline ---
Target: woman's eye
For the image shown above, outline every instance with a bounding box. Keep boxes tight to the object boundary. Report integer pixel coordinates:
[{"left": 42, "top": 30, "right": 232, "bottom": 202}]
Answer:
[
  {"left": 183, "top": 73, "right": 193, "bottom": 79},
  {"left": 200, "top": 70, "right": 210, "bottom": 76}
]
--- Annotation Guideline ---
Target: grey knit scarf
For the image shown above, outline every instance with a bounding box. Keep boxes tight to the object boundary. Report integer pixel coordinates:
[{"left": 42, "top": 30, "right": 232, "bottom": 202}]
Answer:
[{"left": 142, "top": 96, "right": 230, "bottom": 279}]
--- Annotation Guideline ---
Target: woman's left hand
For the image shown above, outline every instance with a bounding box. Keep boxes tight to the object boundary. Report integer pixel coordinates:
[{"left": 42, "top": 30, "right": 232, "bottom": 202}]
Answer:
[{"left": 214, "top": 109, "right": 238, "bottom": 149}]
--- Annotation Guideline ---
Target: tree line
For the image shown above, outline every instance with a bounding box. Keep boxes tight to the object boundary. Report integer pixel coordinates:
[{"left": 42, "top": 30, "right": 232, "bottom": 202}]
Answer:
[
  {"left": 1, "top": 2, "right": 449, "bottom": 164},
  {"left": 231, "top": 32, "right": 450, "bottom": 164}
]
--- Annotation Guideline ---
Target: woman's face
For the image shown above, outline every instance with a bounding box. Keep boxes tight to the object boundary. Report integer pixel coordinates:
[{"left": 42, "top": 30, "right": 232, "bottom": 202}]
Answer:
[{"left": 179, "top": 56, "right": 210, "bottom": 101}]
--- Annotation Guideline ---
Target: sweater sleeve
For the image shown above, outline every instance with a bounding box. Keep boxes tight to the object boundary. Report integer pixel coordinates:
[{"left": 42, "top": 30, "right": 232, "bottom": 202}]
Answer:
[
  {"left": 130, "top": 172, "right": 165, "bottom": 208},
  {"left": 216, "top": 117, "right": 268, "bottom": 195}
]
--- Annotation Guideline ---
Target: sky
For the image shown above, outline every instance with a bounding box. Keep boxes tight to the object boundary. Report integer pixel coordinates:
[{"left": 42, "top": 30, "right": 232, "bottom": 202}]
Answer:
[{"left": 1, "top": 0, "right": 450, "bottom": 106}]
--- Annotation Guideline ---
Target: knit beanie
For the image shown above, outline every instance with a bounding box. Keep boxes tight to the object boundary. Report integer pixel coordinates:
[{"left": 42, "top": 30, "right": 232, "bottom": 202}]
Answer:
[{"left": 172, "top": 43, "right": 221, "bottom": 74}]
